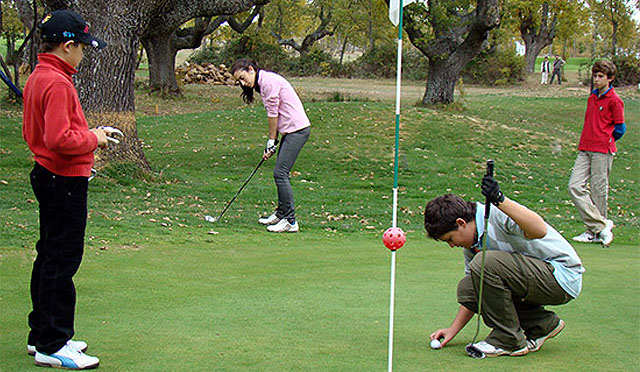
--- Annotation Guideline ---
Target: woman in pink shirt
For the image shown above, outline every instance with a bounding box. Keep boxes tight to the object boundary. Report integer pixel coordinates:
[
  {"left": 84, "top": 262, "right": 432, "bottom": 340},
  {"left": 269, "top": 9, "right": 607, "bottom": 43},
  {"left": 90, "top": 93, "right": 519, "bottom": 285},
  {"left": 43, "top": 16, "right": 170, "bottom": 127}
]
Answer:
[{"left": 231, "top": 59, "right": 311, "bottom": 233}]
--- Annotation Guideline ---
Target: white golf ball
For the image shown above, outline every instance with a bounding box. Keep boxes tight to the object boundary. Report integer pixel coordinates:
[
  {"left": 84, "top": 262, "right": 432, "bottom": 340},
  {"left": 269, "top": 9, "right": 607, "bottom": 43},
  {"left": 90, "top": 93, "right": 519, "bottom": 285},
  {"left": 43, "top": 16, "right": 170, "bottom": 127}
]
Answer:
[{"left": 430, "top": 339, "right": 442, "bottom": 349}]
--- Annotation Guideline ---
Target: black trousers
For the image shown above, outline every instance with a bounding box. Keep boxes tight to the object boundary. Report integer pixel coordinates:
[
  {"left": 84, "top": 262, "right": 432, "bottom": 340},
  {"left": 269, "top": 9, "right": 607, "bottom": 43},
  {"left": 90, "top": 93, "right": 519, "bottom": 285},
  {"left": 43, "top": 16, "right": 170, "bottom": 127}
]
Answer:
[{"left": 28, "top": 162, "right": 88, "bottom": 354}]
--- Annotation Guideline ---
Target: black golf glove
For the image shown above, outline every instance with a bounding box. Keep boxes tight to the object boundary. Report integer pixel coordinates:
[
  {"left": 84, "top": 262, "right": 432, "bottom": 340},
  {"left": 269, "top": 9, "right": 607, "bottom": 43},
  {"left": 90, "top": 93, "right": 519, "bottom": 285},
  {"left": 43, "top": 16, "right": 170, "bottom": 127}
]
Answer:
[
  {"left": 481, "top": 174, "right": 505, "bottom": 206},
  {"left": 264, "top": 138, "right": 278, "bottom": 156}
]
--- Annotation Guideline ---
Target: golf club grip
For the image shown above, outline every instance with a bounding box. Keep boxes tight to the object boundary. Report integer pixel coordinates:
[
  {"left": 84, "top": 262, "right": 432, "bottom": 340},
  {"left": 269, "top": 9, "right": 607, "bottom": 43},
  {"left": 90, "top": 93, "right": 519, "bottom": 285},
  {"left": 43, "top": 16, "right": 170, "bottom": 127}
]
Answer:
[{"left": 484, "top": 160, "right": 494, "bottom": 219}]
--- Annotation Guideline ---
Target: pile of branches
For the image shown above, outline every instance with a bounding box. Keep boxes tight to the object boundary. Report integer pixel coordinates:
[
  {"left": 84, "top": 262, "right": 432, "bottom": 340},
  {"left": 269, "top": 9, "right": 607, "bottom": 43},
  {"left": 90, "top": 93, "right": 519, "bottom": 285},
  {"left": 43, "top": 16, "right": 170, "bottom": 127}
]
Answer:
[{"left": 176, "top": 63, "right": 236, "bottom": 85}]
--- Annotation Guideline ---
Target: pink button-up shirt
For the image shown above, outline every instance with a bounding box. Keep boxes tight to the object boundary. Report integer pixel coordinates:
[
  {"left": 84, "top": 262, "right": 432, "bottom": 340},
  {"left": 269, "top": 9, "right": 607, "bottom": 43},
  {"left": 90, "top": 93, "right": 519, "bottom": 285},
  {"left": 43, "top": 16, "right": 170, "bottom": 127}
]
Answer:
[{"left": 258, "top": 71, "right": 310, "bottom": 134}]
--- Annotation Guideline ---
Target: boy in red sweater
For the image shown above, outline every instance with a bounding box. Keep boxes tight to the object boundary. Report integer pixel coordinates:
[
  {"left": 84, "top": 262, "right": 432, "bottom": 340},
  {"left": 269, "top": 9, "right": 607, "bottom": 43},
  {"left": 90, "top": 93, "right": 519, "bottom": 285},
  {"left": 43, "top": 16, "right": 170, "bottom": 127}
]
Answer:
[
  {"left": 568, "top": 60, "right": 626, "bottom": 247},
  {"left": 22, "top": 10, "right": 107, "bottom": 370}
]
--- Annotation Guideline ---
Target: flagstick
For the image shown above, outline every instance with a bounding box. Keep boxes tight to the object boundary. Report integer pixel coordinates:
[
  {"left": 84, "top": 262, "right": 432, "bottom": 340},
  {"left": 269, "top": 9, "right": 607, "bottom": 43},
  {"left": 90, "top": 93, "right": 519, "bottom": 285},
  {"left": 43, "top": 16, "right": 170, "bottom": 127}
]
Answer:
[{"left": 388, "top": 1, "right": 404, "bottom": 372}]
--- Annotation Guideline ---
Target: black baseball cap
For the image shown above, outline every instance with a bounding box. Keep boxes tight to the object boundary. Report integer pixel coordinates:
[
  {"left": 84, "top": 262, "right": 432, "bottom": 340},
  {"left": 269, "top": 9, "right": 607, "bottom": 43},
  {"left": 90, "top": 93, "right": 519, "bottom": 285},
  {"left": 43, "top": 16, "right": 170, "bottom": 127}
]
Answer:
[{"left": 39, "top": 10, "right": 106, "bottom": 49}]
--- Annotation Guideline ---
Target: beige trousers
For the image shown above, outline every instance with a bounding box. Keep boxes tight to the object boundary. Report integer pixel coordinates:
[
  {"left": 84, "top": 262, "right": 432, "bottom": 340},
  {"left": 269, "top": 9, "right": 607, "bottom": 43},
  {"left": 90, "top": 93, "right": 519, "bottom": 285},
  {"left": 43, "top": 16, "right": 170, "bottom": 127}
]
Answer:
[{"left": 568, "top": 150, "right": 613, "bottom": 233}]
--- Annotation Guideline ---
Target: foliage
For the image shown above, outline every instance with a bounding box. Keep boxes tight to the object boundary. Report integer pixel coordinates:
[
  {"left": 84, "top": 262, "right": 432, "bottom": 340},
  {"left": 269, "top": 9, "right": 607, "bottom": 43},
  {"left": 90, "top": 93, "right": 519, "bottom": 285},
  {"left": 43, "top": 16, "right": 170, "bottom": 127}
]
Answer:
[
  {"left": 347, "top": 43, "right": 429, "bottom": 81},
  {"left": 288, "top": 49, "right": 348, "bottom": 77},
  {"left": 189, "top": 33, "right": 290, "bottom": 73},
  {"left": 612, "top": 54, "right": 640, "bottom": 86},
  {"left": 462, "top": 49, "right": 526, "bottom": 85}
]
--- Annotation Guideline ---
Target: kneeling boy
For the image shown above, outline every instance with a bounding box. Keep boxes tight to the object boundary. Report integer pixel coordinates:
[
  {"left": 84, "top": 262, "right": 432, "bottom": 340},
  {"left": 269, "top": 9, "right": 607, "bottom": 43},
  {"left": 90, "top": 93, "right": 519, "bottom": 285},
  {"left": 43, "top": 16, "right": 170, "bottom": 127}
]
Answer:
[{"left": 424, "top": 174, "right": 584, "bottom": 356}]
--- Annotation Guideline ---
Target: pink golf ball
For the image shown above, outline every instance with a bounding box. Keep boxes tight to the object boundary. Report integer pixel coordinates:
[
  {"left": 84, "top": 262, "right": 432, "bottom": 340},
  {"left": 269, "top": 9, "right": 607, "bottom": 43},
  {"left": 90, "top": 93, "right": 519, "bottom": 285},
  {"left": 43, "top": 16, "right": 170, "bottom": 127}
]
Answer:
[{"left": 383, "top": 227, "right": 406, "bottom": 251}]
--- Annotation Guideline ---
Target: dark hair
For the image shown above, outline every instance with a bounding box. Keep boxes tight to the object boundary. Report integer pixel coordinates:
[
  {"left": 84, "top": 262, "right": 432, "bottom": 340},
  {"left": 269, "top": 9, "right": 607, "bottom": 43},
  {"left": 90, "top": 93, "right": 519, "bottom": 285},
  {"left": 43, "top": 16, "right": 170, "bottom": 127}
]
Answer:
[
  {"left": 231, "top": 59, "right": 259, "bottom": 104},
  {"left": 424, "top": 194, "right": 477, "bottom": 240},
  {"left": 592, "top": 60, "right": 617, "bottom": 79},
  {"left": 39, "top": 41, "right": 63, "bottom": 53}
]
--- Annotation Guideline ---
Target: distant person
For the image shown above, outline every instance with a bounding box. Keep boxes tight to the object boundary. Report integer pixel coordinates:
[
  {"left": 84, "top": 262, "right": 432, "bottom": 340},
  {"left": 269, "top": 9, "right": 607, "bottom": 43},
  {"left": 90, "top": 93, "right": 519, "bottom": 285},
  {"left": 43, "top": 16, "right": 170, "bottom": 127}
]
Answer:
[
  {"left": 549, "top": 56, "right": 565, "bottom": 85},
  {"left": 22, "top": 9, "right": 108, "bottom": 370},
  {"left": 425, "top": 175, "right": 584, "bottom": 357},
  {"left": 230, "top": 59, "right": 310, "bottom": 233},
  {"left": 568, "top": 60, "right": 626, "bottom": 246},
  {"left": 540, "top": 56, "right": 550, "bottom": 85}
]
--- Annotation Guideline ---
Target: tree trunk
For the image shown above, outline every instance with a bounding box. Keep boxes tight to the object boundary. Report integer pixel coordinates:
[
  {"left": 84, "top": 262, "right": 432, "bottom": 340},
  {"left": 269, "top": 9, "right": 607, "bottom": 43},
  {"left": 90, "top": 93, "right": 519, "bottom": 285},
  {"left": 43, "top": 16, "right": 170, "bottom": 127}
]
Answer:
[
  {"left": 142, "top": 32, "right": 181, "bottom": 95},
  {"left": 524, "top": 40, "right": 546, "bottom": 73},
  {"left": 422, "top": 57, "right": 465, "bottom": 105},
  {"left": 69, "top": 2, "right": 152, "bottom": 171}
]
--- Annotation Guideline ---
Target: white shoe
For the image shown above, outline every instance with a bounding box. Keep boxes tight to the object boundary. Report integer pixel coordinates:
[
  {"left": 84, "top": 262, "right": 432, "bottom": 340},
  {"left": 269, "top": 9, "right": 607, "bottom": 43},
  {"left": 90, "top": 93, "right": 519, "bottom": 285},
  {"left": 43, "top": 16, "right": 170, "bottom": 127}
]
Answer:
[
  {"left": 28, "top": 339, "right": 88, "bottom": 356},
  {"left": 527, "top": 319, "right": 565, "bottom": 352},
  {"left": 267, "top": 219, "right": 299, "bottom": 233},
  {"left": 258, "top": 213, "right": 280, "bottom": 225},
  {"left": 572, "top": 230, "right": 600, "bottom": 243},
  {"left": 35, "top": 343, "right": 99, "bottom": 369},
  {"left": 598, "top": 219, "right": 614, "bottom": 247},
  {"left": 471, "top": 340, "right": 528, "bottom": 357}
]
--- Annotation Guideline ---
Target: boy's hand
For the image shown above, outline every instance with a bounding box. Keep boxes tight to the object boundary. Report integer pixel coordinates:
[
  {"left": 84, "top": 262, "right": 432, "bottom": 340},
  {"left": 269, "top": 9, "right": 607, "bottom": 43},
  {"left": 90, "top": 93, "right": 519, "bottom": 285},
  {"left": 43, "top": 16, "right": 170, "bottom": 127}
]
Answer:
[
  {"left": 481, "top": 174, "right": 505, "bottom": 206},
  {"left": 91, "top": 128, "right": 109, "bottom": 149}
]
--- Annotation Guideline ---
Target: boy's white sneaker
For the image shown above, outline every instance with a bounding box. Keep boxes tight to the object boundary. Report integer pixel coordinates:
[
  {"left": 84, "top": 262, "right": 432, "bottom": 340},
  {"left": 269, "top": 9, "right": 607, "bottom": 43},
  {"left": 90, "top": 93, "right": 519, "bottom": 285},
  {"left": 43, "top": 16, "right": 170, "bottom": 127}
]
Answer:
[
  {"left": 267, "top": 219, "right": 299, "bottom": 233},
  {"left": 34, "top": 343, "right": 99, "bottom": 369},
  {"left": 572, "top": 230, "right": 600, "bottom": 243},
  {"left": 28, "top": 340, "right": 87, "bottom": 356},
  {"left": 597, "top": 219, "right": 614, "bottom": 247},
  {"left": 258, "top": 213, "right": 280, "bottom": 225},
  {"left": 471, "top": 340, "right": 528, "bottom": 357}
]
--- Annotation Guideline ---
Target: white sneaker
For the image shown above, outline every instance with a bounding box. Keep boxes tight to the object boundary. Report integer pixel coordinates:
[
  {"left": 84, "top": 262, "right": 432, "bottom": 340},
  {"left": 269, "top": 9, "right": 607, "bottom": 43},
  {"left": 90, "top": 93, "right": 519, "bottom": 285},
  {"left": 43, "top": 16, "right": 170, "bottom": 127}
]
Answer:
[
  {"left": 266, "top": 219, "right": 299, "bottom": 233},
  {"left": 28, "top": 339, "right": 88, "bottom": 356},
  {"left": 258, "top": 213, "right": 280, "bottom": 225},
  {"left": 527, "top": 319, "right": 565, "bottom": 352},
  {"left": 471, "top": 340, "right": 528, "bottom": 357},
  {"left": 572, "top": 230, "right": 601, "bottom": 243},
  {"left": 598, "top": 219, "right": 614, "bottom": 247},
  {"left": 35, "top": 343, "right": 99, "bottom": 369}
]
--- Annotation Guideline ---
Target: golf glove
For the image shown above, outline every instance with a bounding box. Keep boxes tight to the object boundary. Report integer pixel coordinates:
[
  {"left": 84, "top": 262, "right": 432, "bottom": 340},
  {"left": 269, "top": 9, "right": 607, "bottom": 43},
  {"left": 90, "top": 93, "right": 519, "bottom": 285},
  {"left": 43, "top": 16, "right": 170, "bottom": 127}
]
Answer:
[
  {"left": 481, "top": 174, "right": 505, "bottom": 206},
  {"left": 264, "top": 138, "right": 278, "bottom": 155}
]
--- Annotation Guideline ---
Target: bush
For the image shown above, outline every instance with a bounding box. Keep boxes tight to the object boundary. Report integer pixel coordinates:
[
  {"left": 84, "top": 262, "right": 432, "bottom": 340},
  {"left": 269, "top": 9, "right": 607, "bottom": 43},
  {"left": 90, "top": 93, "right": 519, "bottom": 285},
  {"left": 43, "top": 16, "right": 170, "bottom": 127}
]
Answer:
[
  {"left": 579, "top": 55, "right": 640, "bottom": 87},
  {"left": 612, "top": 55, "right": 640, "bottom": 86},
  {"left": 462, "top": 49, "right": 525, "bottom": 85},
  {"left": 287, "top": 49, "right": 347, "bottom": 77},
  {"left": 348, "top": 43, "right": 429, "bottom": 80},
  {"left": 189, "top": 34, "right": 290, "bottom": 73}
]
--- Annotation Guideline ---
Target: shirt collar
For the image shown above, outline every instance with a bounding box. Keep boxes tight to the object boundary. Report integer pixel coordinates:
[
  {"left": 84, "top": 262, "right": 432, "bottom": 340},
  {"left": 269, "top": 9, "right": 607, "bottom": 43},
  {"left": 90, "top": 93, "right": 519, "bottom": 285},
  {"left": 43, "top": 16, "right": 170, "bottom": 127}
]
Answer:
[
  {"left": 470, "top": 202, "right": 486, "bottom": 252},
  {"left": 592, "top": 86, "right": 612, "bottom": 98},
  {"left": 37, "top": 53, "right": 78, "bottom": 77}
]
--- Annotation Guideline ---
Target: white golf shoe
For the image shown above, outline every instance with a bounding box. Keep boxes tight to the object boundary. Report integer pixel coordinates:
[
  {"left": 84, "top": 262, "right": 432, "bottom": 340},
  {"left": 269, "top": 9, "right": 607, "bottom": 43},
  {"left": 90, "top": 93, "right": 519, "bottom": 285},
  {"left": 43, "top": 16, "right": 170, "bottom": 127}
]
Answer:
[
  {"left": 35, "top": 343, "right": 99, "bottom": 369},
  {"left": 258, "top": 213, "right": 280, "bottom": 225},
  {"left": 267, "top": 219, "right": 299, "bottom": 233},
  {"left": 28, "top": 339, "right": 87, "bottom": 356},
  {"left": 598, "top": 219, "right": 614, "bottom": 247},
  {"left": 572, "top": 230, "right": 600, "bottom": 243},
  {"left": 471, "top": 340, "right": 528, "bottom": 357}
]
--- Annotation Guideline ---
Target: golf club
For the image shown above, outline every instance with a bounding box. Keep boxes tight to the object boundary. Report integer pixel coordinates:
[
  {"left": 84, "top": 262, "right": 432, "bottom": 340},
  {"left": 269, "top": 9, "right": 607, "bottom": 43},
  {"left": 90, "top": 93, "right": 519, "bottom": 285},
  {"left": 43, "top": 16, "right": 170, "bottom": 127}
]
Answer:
[
  {"left": 205, "top": 157, "right": 266, "bottom": 223},
  {"left": 465, "top": 159, "right": 494, "bottom": 359}
]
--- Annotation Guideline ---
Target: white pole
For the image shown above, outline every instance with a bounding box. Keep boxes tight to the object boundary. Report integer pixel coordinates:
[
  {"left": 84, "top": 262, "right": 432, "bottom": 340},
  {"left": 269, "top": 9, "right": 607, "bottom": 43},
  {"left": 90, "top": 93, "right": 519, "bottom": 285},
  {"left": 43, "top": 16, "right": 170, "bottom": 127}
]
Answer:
[{"left": 388, "top": 1, "right": 404, "bottom": 371}]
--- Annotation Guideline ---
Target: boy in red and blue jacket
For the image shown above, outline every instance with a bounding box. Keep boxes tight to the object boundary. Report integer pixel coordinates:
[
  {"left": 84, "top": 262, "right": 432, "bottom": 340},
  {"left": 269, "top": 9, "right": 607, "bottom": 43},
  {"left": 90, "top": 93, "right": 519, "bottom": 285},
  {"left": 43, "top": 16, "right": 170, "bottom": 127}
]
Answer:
[{"left": 568, "top": 60, "right": 626, "bottom": 247}]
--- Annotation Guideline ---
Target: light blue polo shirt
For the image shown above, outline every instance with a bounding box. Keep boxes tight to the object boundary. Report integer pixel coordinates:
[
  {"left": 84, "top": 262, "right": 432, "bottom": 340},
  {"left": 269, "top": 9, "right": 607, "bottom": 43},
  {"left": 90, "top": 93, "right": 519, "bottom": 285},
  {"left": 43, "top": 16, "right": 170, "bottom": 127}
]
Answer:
[{"left": 465, "top": 202, "right": 584, "bottom": 298}]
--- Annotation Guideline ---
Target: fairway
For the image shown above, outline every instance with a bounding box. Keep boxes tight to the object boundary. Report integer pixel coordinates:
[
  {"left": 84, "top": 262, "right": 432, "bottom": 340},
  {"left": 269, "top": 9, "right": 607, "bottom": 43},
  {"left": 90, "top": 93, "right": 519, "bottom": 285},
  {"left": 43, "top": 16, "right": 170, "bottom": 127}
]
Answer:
[{"left": 1, "top": 77, "right": 639, "bottom": 371}]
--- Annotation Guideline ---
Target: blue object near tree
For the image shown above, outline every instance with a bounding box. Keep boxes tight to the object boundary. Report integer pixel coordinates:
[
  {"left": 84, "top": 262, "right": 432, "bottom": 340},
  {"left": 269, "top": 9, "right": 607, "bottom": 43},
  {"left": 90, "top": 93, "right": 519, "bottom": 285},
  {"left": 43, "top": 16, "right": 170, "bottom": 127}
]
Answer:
[{"left": 0, "top": 69, "right": 23, "bottom": 97}]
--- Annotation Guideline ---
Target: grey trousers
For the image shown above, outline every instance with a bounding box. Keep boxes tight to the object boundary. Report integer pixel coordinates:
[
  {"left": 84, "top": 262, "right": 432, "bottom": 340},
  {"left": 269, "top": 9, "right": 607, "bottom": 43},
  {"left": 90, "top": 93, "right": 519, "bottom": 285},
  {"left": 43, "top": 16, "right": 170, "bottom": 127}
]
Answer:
[
  {"left": 457, "top": 251, "right": 573, "bottom": 351},
  {"left": 274, "top": 127, "right": 310, "bottom": 223},
  {"left": 568, "top": 150, "right": 613, "bottom": 233}
]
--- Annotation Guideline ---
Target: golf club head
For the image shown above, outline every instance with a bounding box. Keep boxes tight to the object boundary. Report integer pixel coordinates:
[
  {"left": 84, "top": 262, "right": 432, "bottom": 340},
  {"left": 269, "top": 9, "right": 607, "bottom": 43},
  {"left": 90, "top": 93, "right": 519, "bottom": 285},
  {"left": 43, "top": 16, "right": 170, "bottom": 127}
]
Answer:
[
  {"left": 204, "top": 215, "right": 218, "bottom": 223},
  {"left": 465, "top": 343, "right": 485, "bottom": 359}
]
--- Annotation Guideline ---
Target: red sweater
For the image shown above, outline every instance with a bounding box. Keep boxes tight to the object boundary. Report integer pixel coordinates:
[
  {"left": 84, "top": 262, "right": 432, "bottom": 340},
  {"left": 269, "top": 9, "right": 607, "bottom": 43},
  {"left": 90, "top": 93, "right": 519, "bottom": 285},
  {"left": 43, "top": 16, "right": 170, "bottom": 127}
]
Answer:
[
  {"left": 22, "top": 53, "right": 98, "bottom": 177},
  {"left": 578, "top": 87, "right": 625, "bottom": 154}
]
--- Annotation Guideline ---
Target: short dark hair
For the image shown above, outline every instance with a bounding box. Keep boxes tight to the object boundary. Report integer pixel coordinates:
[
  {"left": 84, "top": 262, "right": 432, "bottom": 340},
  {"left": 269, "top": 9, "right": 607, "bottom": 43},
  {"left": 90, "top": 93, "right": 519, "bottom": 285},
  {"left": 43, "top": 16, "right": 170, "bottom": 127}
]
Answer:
[
  {"left": 424, "top": 194, "right": 476, "bottom": 240},
  {"left": 39, "top": 41, "right": 63, "bottom": 53},
  {"left": 592, "top": 60, "right": 617, "bottom": 79},
  {"left": 230, "top": 59, "right": 259, "bottom": 104}
]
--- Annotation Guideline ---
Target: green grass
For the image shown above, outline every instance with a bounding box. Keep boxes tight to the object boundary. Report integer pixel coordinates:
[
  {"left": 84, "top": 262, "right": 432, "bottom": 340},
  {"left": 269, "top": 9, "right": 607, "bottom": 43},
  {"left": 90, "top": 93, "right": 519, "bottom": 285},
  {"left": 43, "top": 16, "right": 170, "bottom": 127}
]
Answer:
[{"left": 1, "top": 79, "right": 639, "bottom": 371}]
